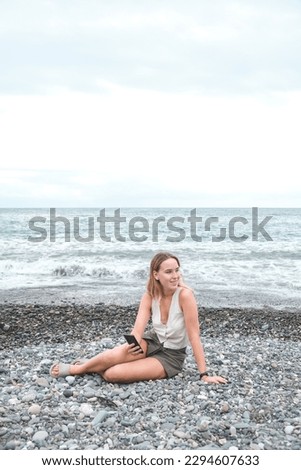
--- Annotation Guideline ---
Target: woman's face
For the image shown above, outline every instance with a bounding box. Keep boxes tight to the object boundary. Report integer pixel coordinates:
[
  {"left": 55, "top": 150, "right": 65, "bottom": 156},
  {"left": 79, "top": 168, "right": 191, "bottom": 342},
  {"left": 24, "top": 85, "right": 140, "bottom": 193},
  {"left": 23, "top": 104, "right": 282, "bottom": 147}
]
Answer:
[{"left": 154, "top": 257, "right": 181, "bottom": 294}]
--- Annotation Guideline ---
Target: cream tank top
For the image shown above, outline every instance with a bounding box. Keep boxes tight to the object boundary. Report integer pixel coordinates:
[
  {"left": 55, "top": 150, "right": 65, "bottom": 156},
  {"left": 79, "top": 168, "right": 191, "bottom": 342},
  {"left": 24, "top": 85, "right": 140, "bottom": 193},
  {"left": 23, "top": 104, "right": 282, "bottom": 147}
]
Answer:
[{"left": 151, "top": 287, "right": 189, "bottom": 349}]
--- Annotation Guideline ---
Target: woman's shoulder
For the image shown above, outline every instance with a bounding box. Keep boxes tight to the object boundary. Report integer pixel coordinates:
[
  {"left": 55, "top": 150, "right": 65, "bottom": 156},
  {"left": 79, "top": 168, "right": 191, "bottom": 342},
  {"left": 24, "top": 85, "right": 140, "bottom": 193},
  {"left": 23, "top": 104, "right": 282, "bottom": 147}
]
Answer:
[
  {"left": 178, "top": 285, "right": 196, "bottom": 301},
  {"left": 178, "top": 283, "right": 194, "bottom": 294},
  {"left": 141, "top": 291, "right": 157, "bottom": 308}
]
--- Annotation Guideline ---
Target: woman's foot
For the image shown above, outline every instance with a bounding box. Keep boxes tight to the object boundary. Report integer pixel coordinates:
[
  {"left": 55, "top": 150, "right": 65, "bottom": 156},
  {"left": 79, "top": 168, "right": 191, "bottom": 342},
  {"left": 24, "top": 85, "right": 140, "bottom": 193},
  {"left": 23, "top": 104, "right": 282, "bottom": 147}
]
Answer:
[{"left": 49, "top": 362, "right": 82, "bottom": 378}]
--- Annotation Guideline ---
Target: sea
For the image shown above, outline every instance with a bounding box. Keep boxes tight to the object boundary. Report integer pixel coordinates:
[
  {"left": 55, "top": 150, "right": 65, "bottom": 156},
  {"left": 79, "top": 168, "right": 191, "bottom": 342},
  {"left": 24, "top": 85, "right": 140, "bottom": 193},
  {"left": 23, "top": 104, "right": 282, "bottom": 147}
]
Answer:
[{"left": 0, "top": 207, "right": 300, "bottom": 310}]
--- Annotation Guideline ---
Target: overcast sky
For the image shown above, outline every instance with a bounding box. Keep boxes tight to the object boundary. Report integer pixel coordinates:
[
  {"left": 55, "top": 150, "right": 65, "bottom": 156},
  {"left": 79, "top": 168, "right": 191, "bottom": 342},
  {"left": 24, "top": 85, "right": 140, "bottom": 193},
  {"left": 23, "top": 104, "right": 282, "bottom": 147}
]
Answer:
[{"left": 0, "top": 0, "right": 300, "bottom": 207}]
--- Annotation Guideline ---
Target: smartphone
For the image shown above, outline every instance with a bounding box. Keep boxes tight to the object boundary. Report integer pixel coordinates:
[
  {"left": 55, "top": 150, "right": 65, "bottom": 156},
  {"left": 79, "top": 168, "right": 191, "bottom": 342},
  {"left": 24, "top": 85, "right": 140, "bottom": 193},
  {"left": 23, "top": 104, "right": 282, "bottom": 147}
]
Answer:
[{"left": 124, "top": 334, "right": 144, "bottom": 353}]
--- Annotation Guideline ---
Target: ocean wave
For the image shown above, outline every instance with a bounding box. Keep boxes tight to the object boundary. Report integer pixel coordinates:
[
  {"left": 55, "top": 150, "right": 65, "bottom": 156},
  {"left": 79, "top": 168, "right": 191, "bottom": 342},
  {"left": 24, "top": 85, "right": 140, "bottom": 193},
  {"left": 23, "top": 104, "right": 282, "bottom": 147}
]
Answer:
[
  {"left": 53, "top": 265, "right": 123, "bottom": 278},
  {"left": 52, "top": 265, "right": 148, "bottom": 280}
]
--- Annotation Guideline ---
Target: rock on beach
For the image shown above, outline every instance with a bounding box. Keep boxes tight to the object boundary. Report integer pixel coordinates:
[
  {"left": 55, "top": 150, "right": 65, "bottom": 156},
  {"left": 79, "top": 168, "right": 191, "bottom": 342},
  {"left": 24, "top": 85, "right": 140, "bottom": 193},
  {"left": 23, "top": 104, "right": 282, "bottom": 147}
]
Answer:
[{"left": 0, "top": 302, "right": 300, "bottom": 450}]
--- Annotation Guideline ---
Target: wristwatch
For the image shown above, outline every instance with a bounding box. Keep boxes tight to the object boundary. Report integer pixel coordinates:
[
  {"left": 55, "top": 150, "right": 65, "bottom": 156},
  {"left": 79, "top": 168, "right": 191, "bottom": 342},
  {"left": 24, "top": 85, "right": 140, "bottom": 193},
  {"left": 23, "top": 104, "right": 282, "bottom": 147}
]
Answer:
[{"left": 199, "top": 371, "right": 209, "bottom": 379}]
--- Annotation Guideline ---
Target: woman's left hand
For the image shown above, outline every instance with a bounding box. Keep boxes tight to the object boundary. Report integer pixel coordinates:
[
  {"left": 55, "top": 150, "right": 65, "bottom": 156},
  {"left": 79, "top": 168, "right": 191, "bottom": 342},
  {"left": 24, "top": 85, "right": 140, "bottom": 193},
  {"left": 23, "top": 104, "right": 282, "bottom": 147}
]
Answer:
[{"left": 201, "top": 375, "right": 228, "bottom": 384}]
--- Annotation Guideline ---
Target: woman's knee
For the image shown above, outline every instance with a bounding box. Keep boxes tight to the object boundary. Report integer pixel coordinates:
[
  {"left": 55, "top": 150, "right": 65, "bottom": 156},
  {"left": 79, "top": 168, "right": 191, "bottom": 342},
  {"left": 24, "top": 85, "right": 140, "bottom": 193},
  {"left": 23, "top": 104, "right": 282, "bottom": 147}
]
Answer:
[{"left": 102, "top": 366, "right": 122, "bottom": 383}]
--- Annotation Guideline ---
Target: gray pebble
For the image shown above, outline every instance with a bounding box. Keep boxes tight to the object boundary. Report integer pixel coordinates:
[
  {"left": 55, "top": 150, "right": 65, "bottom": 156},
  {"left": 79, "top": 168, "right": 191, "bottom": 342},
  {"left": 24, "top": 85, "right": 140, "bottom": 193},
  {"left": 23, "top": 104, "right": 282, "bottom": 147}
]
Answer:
[
  {"left": 92, "top": 410, "right": 109, "bottom": 426},
  {"left": 36, "top": 377, "right": 49, "bottom": 387},
  {"left": 32, "top": 430, "right": 49, "bottom": 444},
  {"left": 28, "top": 404, "right": 41, "bottom": 415},
  {"left": 285, "top": 425, "right": 294, "bottom": 435}
]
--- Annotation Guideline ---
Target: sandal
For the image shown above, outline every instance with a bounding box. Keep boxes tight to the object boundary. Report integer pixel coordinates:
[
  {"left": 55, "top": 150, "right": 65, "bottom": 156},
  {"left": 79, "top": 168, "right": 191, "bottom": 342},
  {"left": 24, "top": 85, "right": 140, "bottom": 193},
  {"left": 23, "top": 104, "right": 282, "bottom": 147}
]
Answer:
[
  {"left": 49, "top": 362, "right": 72, "bottom": 378},
  {"left": 72, "top": 357, "right": 89, "bottom": 365}
]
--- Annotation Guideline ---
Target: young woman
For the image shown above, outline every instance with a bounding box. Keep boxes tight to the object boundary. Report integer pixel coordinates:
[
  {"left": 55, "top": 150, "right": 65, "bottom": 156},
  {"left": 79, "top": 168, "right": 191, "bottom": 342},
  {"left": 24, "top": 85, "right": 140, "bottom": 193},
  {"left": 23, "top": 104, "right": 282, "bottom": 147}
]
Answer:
[{"left": 50, "top": 252, "right": 227, "bottom": 384}]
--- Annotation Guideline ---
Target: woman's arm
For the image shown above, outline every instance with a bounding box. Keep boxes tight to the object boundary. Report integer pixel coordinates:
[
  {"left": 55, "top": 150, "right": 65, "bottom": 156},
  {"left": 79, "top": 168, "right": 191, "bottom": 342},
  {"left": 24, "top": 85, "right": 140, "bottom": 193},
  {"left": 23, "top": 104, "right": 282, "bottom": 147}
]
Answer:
[
  {"left": 130, "top": 292, "right": 152, "bottom": 342},
  {"left": 180, "top": 288, "right": 227, "bottom": 384}
]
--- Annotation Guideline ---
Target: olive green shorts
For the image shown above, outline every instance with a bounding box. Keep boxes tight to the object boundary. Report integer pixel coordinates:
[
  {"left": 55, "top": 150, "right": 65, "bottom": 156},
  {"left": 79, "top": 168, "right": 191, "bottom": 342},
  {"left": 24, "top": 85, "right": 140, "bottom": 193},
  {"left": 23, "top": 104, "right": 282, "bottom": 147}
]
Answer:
[{"left": 143, "top": 330, "right": 187, "bottom": 378}]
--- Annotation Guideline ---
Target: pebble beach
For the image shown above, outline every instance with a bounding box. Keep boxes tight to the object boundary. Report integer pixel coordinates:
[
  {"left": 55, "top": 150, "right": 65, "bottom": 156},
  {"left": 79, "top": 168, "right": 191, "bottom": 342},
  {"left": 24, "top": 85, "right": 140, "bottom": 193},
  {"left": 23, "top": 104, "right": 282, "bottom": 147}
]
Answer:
[{"left": 0, "top": 301, "right": 300, "bottom": 451}]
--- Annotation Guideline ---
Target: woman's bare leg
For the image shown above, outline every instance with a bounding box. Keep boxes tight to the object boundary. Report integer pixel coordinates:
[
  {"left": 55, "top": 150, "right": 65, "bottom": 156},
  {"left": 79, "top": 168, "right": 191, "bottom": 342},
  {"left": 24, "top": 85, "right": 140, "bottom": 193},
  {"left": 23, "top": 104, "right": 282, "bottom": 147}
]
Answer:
[
  {"left": 50, "top": 340, "right": 148, "bottom": 377},
  {"left": 102, "top": 357, "right": 167, "bottom": 383}
]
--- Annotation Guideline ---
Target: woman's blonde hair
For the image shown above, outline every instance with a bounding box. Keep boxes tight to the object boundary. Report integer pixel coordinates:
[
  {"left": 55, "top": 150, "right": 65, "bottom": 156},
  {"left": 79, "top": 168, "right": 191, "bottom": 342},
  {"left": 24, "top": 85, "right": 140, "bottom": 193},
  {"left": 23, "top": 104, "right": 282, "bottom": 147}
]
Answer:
[{"left": 146, "top": 251, "right": 180, "bottom": 299}]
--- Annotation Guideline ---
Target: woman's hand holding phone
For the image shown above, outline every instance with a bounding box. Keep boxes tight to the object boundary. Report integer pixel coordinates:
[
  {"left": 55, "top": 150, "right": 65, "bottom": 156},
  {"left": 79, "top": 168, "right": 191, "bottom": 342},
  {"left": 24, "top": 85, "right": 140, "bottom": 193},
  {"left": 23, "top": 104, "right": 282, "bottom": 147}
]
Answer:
[{"left": 124, "top": 334, "right": 144, "bottom": 354}]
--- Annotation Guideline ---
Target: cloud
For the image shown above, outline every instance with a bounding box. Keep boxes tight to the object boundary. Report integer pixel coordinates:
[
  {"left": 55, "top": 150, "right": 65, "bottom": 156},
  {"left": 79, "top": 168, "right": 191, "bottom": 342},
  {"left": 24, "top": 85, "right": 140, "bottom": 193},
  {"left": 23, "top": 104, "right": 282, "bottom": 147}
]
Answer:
[{"left": 0, "top": 0, "right": 301, "bottom": 95}]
